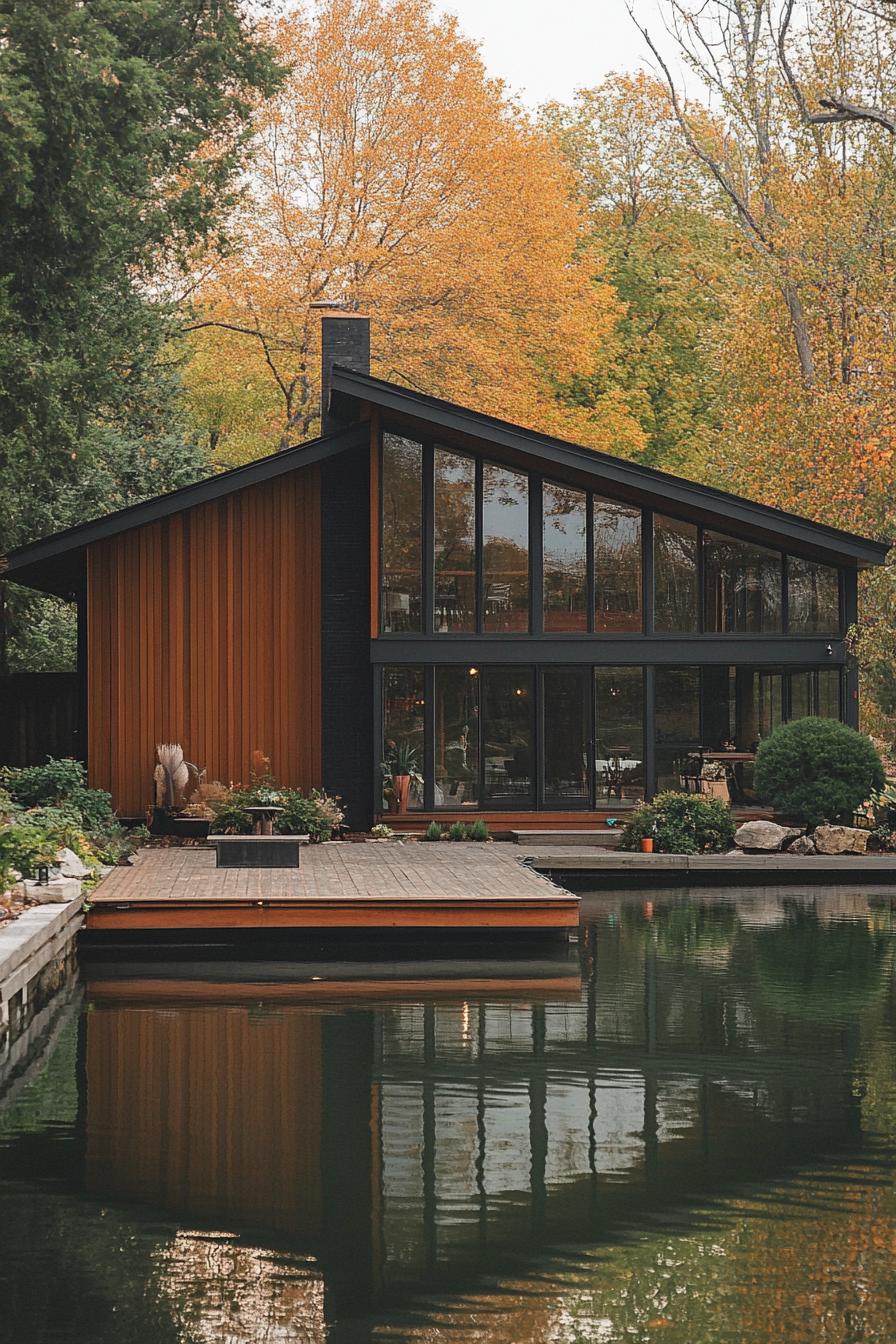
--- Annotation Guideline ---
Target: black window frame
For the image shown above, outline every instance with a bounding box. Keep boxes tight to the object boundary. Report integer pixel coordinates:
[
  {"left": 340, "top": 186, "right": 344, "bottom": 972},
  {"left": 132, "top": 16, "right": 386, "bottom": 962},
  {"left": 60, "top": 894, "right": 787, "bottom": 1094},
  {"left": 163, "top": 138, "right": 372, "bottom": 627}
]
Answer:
[{"left": 377, "top": 428, "right": 845, "bottom": 643}]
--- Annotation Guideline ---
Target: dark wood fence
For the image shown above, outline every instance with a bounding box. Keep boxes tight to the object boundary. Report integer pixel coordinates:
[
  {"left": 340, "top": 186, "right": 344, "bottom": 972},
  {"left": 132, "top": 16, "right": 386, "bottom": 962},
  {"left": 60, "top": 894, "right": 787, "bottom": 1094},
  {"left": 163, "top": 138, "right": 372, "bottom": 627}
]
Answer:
[{"left": 0, "top": 673, "right": 81, "bottom": 767}]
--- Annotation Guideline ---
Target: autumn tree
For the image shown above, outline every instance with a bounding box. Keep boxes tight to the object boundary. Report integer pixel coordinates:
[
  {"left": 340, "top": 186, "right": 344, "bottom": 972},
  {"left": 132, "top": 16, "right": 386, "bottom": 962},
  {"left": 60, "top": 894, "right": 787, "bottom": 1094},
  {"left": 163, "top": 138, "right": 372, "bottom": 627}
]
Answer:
[
  {"left": 629, "top": 0, "right": 896, "bottom": 731},
  {"left": 186, "top": 0, "right": 644, "bottom": 463},
  {"left": 542, "top": 73, "right": 741, "bottom": 474}
]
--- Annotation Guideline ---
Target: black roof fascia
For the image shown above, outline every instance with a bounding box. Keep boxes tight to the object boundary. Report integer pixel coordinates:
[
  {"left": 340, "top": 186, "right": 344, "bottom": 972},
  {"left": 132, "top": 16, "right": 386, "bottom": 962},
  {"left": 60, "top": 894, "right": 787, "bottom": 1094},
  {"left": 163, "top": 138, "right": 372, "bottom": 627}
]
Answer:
[
  {"left": 2, "top": 422, "right": 369, "bottom": 596},
  {"left": 330, "top": 368, "right": 890, "bottom": 568}
]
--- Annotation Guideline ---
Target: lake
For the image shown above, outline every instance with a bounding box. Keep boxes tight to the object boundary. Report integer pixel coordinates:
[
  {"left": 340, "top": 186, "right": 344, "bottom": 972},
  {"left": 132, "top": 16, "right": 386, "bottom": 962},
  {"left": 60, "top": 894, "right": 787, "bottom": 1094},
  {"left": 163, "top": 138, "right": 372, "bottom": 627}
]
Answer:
[{"left": 1, "top": 885, "right": 895, "bottom": 1343}]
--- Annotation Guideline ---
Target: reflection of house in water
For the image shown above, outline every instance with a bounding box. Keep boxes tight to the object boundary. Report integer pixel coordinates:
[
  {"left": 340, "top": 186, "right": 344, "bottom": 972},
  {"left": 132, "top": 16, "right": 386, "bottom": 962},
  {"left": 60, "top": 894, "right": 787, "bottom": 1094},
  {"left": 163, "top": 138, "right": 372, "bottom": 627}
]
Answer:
[{"left": 83, "top": 911, "right": 871, "bottom": 1325}]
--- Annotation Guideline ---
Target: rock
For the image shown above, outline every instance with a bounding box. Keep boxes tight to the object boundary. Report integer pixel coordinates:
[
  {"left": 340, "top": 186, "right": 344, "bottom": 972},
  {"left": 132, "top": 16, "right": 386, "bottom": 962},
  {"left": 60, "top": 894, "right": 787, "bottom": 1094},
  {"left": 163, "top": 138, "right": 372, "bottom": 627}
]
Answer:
[
  {"left": 787, "top": 834, "right": 816, "bottom": 856},
  {"left": 734, "top": 820, "right": 802, "bottom": 852},
  {"left": 21, "top": 877, "right": 82, "bottom": 904},
  {"left": 56, "top": 847, "right": 91, "bottom": 879},
  {"left": 812, "top": 825, "right": 869, "bottom": 855}
]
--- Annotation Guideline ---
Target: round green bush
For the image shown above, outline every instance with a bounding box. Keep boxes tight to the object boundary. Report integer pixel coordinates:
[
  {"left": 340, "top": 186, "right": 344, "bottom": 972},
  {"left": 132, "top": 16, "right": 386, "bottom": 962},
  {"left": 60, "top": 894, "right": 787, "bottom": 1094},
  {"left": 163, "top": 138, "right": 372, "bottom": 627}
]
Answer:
[
  {"left": 620, "top": 791, "right": 736, "bottom": 855},
  {"left": 754, "top": 717, "right": 884, "bottom": 826}
]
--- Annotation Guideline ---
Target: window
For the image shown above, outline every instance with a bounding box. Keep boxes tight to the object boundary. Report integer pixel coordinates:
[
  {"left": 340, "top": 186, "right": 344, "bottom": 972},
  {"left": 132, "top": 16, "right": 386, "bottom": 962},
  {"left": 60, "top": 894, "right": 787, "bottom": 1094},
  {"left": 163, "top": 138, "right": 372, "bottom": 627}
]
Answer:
[
  {"left": 788, "top": 668, "right": 842, "bottom": 721},
  {"left": 383, "top": 667, "right": 425, "bottom": 808},
  {"left": 482, "top": 668, "right": 533, "bottom": 804},
  {"left": 595, "top": 668, "right": 644, "bottom": 805},
  {"left": 788, "top": 558, "right": 840, "bottom": 633},
  {"left": 790, "top": 670, "right": 811, "bottom": 720},
  {"left": 704, "top": 531, "right": 782, "bottom": 632},
  {"left": 655, "top": 667, "right": 701, "bottom": 792},
  {"left": 381, "top": 435, "right": 422, "bottom": 632},
  {"left": 434, "top": 448, "right": 476, "bottom": 633},
  {"left": 594, "top": 497, "right": 642, "bottom": 632},
  {"left": 483, "top": 465, "right": 529, "bottom": 632},
  {"left": 654, "top": 516, "right": 698, "bottom": 633},
  {"left": 434, "top": 667, "right": 480, "bottom": 807},
  {"left": 543, "top": 482, "right": 587, "bottom": 631},
  {"left": 817, "top": 668, "right": 842, "bottom": 718},
  {"left": 543, "top": 668, "right": 589, "bottom": 802}
]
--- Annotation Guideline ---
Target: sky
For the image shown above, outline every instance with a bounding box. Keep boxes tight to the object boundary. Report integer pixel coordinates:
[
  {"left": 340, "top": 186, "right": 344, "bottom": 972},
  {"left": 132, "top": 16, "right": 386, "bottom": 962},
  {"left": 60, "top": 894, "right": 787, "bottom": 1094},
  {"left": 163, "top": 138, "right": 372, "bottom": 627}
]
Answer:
[{"left": 432, "top": 0, "right": 667, "bottom": 107}]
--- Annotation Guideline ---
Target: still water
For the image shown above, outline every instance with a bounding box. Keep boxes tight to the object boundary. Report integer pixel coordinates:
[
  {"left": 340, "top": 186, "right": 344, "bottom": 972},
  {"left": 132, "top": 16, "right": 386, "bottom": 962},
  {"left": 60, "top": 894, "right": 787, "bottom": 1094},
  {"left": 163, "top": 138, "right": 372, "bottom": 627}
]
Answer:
[{"left": 1, "top": 887, "right": 895, "bottom": 1343}]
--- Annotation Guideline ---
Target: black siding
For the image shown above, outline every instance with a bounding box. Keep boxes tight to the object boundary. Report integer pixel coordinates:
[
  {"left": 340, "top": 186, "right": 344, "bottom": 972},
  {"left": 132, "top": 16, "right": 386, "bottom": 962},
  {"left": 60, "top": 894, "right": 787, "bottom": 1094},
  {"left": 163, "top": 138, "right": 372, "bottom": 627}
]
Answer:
[{"left": 321, "top": 442, "right": 374, "bottom": 829}]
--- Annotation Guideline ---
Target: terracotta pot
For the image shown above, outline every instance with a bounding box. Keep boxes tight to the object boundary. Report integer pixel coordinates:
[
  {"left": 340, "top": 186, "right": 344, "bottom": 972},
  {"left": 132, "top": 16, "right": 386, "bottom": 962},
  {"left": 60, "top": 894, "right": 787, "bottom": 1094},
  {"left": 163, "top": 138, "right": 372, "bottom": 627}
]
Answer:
[
  {"left": 640, "top": 837, "right": 655, "bottom": 854},
  {"left": 392, "top": 774, "right": 411, "bottom": 815}
]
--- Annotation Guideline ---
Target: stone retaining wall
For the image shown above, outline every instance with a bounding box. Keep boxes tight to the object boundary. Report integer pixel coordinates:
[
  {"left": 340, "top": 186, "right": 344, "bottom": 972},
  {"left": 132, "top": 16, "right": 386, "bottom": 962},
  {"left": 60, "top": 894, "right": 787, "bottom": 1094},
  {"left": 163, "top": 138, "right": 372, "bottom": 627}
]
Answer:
[{"left": 0, "top": 899, "right": 82, "bottom": 1066}]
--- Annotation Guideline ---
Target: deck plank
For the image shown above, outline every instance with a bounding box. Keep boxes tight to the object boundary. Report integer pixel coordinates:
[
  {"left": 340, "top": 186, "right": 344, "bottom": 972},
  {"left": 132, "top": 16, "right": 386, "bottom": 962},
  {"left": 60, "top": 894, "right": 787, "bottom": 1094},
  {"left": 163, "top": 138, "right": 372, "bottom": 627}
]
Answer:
[{"left": 85, "top": 842, "right": 578, "bottom": 933}]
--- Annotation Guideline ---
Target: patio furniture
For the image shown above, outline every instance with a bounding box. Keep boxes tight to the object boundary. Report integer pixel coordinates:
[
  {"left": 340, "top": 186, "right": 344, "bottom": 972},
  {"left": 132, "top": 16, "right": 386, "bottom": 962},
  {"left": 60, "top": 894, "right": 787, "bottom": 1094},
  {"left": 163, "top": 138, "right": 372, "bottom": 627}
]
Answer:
[{"left": 211, "top": 835, "right": 309, "bottom": 869}]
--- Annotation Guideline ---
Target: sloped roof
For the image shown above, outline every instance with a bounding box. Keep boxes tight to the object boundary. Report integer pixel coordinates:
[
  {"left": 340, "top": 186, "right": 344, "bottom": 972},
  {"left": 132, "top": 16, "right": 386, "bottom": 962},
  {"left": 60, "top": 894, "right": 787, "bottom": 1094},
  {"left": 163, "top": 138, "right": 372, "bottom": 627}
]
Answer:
[
  {"left": 1, "top": 422, "right": 368, "bottom": 596},
  {"left": 331, "top": 366, "right": 890, "bottom": 569}
]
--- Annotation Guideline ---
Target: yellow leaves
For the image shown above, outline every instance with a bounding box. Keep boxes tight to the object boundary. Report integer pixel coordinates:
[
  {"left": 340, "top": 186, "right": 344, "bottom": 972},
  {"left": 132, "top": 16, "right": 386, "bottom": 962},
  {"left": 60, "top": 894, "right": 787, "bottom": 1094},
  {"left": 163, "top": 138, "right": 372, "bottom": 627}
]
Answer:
[{"left": 184, "top": 0, "right": 643, "bottom": 462}]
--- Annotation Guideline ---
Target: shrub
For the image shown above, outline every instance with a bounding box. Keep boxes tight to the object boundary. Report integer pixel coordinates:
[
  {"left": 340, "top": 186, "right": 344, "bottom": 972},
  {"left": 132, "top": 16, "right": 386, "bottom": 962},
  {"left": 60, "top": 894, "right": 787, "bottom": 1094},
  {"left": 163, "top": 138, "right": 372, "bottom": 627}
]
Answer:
[
  {"left": 0, "top": 757, "right": 87, "bottom": 807},
  {"left": 447, "top": 821, "right": 469, "bottom": 841},
  {"left": 0, "top": 757, "right": 130, "bottom": 868},
  {"left": 754, "top": 717, "right": 884, "bottom": 826},
  {"left": 620, "top": 792, "right": 736, "bottom": 855},
  {"left": 209, "top": 783, "right": 345, "bottom": 842},
  {"left": 370, "top": 823, "right": 394, "bottom": 839},
  {"left": 468, "top": 819, "right": 490, "bottom": 841},
  {"left": 423, "top": 821, "right": 444, "bottom": 841}
]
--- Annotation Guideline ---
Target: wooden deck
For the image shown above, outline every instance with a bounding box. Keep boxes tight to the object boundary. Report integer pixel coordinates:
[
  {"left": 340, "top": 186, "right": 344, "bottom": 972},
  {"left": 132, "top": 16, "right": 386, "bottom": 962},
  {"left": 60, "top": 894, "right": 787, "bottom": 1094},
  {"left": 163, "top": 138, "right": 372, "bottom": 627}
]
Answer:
[{"left": 84, "top": 843, "right": 579, "bottom": 935}]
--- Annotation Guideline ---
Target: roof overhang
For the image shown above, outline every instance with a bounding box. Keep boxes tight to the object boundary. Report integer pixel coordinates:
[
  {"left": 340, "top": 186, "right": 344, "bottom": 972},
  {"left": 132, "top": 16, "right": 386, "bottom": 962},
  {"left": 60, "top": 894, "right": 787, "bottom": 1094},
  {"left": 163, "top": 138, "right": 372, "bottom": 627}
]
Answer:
[
  {"left": 1, "top": 422, "right": 369, "bottom": 597},
  {"left": 330, "top": 368, "right": 890, "bottom": 570}
]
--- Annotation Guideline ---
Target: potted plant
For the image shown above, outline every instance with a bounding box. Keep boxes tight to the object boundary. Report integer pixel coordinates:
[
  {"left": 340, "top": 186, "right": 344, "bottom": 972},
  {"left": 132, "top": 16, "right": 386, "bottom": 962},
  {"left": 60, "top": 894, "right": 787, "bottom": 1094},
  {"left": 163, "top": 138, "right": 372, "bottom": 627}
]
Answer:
[
  {"left": 698, "top": 760, "right": 730, "bottom": 803},
  {"left": 169, "top": 802, "right": 214, "bottom": 838},
  {"left": 151, "top": 742, "right": 204, "bottom": 835},
  {"left": 384, "top": 742, "right": 420, "bottom": 815}
]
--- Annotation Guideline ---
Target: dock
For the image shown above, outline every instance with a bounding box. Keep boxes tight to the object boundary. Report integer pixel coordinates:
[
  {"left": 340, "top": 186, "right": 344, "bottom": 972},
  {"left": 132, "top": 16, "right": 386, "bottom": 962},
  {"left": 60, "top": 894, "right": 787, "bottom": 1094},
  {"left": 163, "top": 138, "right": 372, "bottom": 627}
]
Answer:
[
  {"left": 83, "top": 843, "right": 579, "bottom": 937},
  {"left": 522, "top": 848, "right": 896, "bottom": 882}
]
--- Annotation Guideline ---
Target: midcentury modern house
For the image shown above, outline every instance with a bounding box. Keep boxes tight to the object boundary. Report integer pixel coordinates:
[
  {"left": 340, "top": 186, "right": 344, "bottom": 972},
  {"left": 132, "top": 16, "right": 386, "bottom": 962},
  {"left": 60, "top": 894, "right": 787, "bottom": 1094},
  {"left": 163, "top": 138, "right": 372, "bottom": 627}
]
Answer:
[{"left": 2, "top": 313, "right": 889, "bottom": 829}]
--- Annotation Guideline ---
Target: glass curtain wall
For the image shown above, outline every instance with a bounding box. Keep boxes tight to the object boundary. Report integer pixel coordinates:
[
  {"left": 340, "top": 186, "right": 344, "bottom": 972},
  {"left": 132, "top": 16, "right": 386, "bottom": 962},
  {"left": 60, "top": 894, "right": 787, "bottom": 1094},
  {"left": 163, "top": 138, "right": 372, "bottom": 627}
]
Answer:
[
  {"left": 543, "top": 483, "right": 587, "bottom": 631},
  {"left": 788, "top": 558, "right": 840, "bottom": 633},
  {"left": 434, "top": 449, "right": 476, "bottom": 633},
  {"left": 381, "top": 435, "right": 422, "bottom": 632},
  {"left": 433, "top": 667, "right": 480, "bottom": 807},
  {"left": 655, "top": 667, "right": 701, "bottom": 791},
  {"left": 654, "top": 517, "right": 699, "bottom": 633},
  {"left": 482, "top": 668, "right": 534, "bottom": 803},
  {"left": 594, "top": 668, "right": 644, "bottom": 805},
  {"left": 704, "top": 533, "right": 782, "bottom": 632},
  {"left": 381, "top": 664, "right": 845, "bottom": 811},
  {"left": 383, "top": 667, "right": 425, "bottom": 808},
  {"left": 380, "top": 432, "right": 845, "bottom": 640},
  {"left": 594, "top": 498, "right": 642, "bottom": 632},
  {"left": 543, "top": 668, "right": 590, "bottom": 803},
  {"left": 482, "top": 465, "right": 529, "bottom": 632}
]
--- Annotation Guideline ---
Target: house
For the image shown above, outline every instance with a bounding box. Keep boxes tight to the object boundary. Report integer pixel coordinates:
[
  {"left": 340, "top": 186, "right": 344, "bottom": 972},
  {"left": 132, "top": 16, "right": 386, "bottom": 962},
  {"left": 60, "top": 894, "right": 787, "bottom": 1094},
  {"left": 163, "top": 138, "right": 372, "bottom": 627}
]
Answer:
[{"left": 2, "top": 312, "right": 889, "bottom": 829}]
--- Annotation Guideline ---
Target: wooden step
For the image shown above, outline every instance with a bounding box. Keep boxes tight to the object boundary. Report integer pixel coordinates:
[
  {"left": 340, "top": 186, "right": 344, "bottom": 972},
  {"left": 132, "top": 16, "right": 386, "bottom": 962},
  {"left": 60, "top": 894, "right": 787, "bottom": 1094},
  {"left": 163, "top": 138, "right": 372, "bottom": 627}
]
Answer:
[{"left": 511, "top": 829, "right": 622, "bottom": 848}]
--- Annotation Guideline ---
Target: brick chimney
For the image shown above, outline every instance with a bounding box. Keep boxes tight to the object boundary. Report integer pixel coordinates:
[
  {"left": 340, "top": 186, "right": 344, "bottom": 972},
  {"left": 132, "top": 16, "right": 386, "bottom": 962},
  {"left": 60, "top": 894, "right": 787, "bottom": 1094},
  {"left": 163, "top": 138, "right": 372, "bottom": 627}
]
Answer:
[{"left": 313, "top": 301, "right": 370, "bottom": 435}]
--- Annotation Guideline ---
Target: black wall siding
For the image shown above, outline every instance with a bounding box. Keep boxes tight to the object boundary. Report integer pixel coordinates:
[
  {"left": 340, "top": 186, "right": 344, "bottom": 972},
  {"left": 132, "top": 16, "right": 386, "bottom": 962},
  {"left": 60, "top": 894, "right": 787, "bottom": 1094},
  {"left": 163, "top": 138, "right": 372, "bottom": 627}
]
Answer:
[{"left": 321, "top": 443, "right": 375, "bottom": 829}]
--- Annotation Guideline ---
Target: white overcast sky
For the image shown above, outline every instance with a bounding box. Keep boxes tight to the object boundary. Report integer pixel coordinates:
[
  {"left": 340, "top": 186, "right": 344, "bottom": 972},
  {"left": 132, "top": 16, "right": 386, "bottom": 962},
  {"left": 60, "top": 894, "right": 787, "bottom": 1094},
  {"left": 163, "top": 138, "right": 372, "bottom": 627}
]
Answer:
[{"left": 432, "top": 0, "right": 668, "bottom": 106}]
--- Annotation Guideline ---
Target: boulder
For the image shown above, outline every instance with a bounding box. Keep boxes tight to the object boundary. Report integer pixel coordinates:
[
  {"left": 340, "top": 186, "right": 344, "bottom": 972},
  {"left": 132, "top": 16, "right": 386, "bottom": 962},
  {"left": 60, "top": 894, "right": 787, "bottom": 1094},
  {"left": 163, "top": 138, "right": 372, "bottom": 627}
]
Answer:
[
  {"left": 57, "top": 846, "right": 92, "bottom": 880},
  {"left": 787, "top": 834, "right": 816, "bottom": 856},
  {"left": 812, "top": 825, "right": 869, "bottom": 855},
  {"left": 20, "top": 877, "right": 82, "bottom": 904},
  {"left": 734, "top": 820, "right": 802, "bottom": 852}
]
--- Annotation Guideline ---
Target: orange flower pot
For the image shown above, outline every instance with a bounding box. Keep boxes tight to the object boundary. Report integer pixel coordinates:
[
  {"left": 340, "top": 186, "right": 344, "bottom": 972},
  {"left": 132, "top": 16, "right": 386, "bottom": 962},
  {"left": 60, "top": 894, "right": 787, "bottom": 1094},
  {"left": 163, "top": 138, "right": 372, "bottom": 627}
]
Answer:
[{"left": 640, "top": 837, "right": 655, "bottom": 854}]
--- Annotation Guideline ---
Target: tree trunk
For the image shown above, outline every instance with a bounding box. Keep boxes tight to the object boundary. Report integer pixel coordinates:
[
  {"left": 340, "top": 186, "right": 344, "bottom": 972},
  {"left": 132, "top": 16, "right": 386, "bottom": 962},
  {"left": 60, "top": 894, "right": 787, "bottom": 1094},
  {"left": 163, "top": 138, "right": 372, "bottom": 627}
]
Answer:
[{"left": 783, "top": 283, "right": 816, "bottom": 388}]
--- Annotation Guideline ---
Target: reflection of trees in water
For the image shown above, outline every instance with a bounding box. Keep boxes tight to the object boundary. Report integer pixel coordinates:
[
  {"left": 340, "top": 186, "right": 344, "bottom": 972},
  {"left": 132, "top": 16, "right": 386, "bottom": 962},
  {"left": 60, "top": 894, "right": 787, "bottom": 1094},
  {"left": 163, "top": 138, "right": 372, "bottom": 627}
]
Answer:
[{"left": 752, "top": 908, "right": 892, "bottom": 1025}]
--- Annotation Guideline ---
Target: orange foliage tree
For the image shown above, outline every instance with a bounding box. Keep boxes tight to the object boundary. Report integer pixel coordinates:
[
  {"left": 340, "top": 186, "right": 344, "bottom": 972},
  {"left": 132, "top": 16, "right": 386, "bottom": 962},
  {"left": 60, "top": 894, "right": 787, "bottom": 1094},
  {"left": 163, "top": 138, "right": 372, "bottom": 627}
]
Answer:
[{"left": 184, "top": 0, "right": 643, "bottom": 464}]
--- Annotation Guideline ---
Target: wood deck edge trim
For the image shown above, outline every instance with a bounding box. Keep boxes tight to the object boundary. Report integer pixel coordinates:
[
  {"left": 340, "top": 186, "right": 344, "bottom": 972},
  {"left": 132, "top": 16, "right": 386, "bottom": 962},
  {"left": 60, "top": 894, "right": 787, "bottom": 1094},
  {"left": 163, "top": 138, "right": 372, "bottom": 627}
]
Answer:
[{"left": 84, "top": 976, "right": 583, "bottom": 1002}]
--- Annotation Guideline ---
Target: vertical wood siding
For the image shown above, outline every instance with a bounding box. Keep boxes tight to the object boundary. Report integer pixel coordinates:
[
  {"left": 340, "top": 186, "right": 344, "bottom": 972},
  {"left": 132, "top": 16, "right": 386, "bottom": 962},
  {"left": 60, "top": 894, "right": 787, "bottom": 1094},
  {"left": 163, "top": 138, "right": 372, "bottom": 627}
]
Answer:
[{"left": 87, "top": 469, "right": 321, "bottom": 815}]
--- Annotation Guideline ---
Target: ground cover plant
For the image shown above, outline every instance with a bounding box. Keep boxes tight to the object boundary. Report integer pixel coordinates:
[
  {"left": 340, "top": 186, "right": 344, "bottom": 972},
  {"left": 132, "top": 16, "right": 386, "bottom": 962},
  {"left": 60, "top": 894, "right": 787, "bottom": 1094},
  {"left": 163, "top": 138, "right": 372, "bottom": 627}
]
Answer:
[
  {"left": 754, "top": 718, "right": 885, "bottom": 827},
  {"left": 0, "top": 758, "right": 133, "bottom": 879},
  {"left": 620, "top": 792, "right": 736, "bottom": 855}
]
